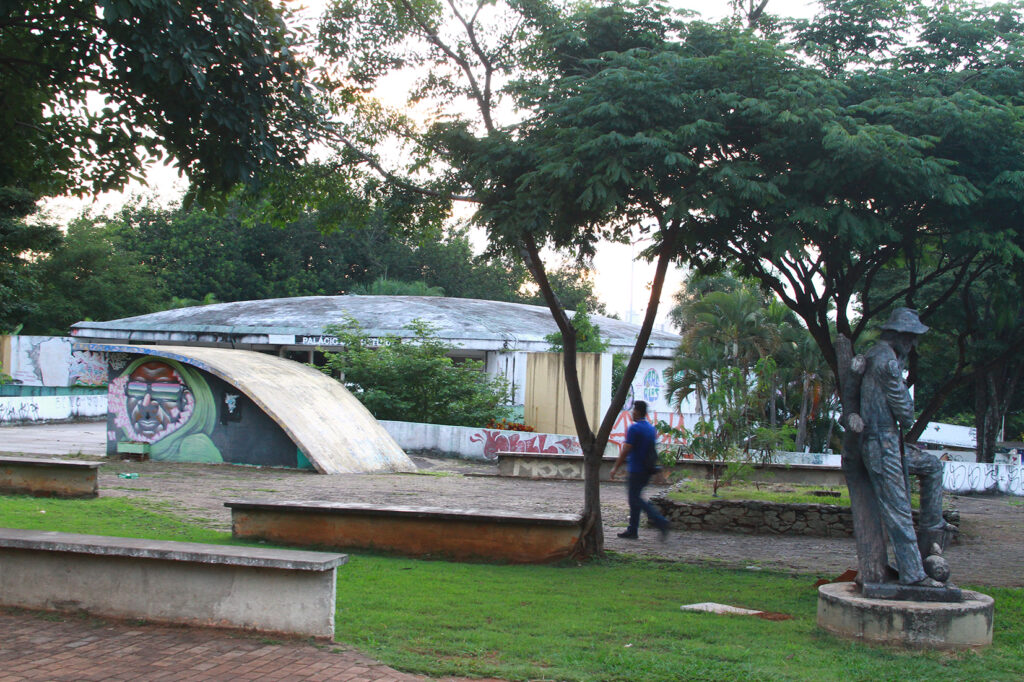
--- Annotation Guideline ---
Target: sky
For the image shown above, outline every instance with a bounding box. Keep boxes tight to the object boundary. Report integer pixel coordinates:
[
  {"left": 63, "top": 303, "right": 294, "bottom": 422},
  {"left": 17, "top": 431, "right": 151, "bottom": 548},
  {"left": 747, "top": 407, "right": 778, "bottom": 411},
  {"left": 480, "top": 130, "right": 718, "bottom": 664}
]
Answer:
[{"left": 40, "top": 0, "right": 823, "bottom": 331}]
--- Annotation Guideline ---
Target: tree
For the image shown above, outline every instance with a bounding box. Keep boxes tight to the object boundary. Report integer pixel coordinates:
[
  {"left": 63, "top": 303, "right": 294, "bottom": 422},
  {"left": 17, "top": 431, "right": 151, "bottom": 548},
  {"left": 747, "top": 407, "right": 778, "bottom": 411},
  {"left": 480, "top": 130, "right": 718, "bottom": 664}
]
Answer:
[
  {"left": 666, "top": 0, "right": 1024, "bottom": 582},
  {"left": 19, "top": 215, "right": 168, "bottom": 335},
  {"left": 521, "top": 264, "right": 607, "bottom": 314},
  {"left": 318, "top": 318, "right": 510, "bottom": 426},
  {"left": 316, "top": 0, "right": 706, "bottom": 555},
  {"left": 545, "top": 304, "right": 610, "bottom": 353},
  {"left": 665, "top": 279, "right": 831, "bottom": 454},
  {"left": 1, "top": 0, "right": 315, "bottom": 199},
  {"left": 869, "top": 257, "right": 1024, "bottom": 462},
  {"left": 0, "top": 187, "right": 60, "bottom": 332}
]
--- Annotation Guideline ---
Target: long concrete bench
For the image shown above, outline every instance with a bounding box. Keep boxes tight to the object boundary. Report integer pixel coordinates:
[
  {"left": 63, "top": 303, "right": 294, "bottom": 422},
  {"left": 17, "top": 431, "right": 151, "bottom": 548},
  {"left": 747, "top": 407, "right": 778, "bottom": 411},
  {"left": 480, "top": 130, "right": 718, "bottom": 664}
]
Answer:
[
  {"left": 496, "top": 451, "right": 618, "bottom": 481},
  {"left": 227, "top": 500, "right": 583, "bottom": 563},
  {"left": 496, "top": 451, "right": 846, "bottom": 487},
  {"left": 0, "top": 528, "right": 346, "bottom": 639},
  {"left": 0, "top": 456, "right": 101, "bottom": 498}
]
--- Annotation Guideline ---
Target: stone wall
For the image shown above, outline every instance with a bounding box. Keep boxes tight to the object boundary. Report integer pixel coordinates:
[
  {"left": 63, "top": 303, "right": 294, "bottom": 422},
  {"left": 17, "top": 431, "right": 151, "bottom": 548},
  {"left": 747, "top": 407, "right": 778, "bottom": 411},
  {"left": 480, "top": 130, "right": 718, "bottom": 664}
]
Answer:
[{"left": 651, "top": 496, "right": 960, "bottom": 538}]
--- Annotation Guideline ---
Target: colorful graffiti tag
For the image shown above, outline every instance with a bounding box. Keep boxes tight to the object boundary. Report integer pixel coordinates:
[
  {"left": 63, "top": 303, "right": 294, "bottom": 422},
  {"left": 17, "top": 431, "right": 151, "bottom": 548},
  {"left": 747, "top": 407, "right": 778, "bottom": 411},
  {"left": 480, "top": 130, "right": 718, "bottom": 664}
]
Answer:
[
  {"left": 69, "top": 350, "right": 107, "bottom": 386},
  {"left": 109, "top": 357, "right": 223, "bottom": 463},
  {"left": 608, "top": 409, "right": 686, "bottom": 454},
  {"left": 468, "top": 429, "right": 579, "bottom": 460},
  {"left": 642, "top": 368, "right": 661, "bottom": 402}
]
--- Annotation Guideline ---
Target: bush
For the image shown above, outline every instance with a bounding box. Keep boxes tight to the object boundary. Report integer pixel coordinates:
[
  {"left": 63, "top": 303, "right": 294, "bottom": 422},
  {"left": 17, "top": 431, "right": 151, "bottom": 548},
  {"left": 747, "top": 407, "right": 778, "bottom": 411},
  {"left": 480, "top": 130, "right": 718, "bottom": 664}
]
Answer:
[{"left": 318, "top": 317, "right": 511, "bottom": 427}]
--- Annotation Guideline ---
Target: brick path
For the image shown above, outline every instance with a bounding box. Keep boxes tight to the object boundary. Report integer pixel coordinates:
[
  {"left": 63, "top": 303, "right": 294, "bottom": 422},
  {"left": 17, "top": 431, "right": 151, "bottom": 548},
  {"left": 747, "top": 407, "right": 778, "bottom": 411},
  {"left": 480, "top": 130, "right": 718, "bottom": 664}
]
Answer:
[{"left": 0, "top": 608, "right": 451, "bottom": 682}]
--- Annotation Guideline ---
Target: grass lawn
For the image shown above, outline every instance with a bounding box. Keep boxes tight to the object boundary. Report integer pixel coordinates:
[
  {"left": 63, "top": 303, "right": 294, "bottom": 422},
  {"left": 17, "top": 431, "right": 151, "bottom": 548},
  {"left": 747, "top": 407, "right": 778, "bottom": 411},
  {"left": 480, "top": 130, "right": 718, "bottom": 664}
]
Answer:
[
  {"left": 665, "top": 479, "right": 933, "bottom": 510},
  {"left": 0, "top": 496, "right": 1021, "bottom": 681}
]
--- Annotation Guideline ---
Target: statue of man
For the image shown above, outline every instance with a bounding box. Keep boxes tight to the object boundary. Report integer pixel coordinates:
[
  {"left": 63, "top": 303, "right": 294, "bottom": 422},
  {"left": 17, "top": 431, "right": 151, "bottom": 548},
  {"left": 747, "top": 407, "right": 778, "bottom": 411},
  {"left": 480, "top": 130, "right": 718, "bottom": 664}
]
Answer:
[{"left": 858, "top": 308, "right": 943, "bottom": 587}]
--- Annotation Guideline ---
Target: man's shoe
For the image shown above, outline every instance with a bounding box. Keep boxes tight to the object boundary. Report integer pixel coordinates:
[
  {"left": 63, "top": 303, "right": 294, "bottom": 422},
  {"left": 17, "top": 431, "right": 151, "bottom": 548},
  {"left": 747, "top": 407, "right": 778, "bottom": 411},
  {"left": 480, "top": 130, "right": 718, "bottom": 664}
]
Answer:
[
  {"left": 659, "top": 525, "right": 670, "bottom": 542},
  {"left": 617, "top": 530, "right": 638, "bottom": 539}
]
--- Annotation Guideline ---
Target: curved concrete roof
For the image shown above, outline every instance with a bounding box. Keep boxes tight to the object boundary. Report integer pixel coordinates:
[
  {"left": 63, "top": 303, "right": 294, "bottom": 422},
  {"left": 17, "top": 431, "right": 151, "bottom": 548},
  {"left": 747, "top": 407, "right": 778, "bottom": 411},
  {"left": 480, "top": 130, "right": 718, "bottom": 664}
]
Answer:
[
  {"left": 79, "top": 343, "right": 416, "bottom": 475},
  {"left": 71, "top": 296, "right": 680, "bottom": 356}
]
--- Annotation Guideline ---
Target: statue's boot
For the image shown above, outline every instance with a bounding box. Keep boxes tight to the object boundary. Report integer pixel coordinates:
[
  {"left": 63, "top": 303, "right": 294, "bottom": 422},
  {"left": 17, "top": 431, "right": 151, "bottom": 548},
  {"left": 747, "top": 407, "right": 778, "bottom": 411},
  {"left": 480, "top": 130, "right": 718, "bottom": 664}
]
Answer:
[{"left": 917, "top": 522, "right": 957, "bottom": 558}]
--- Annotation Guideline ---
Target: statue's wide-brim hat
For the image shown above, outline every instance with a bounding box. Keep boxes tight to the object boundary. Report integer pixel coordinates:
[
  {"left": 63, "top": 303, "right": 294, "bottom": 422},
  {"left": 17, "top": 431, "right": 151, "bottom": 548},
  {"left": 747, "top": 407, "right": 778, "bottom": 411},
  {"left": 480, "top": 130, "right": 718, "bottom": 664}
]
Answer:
[{"left": 880, "top": 307, "right": 929, "bottom": 334}]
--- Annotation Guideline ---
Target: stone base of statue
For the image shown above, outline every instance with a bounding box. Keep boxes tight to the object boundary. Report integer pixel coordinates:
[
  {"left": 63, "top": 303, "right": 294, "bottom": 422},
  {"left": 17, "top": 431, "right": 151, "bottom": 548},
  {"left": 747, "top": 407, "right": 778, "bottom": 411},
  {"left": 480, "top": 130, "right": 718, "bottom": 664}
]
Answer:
[
  {"left": 861, "top": 581, "right": 962, "bottom": 602},
  {"left": 817, "top": 582, "right": 993, "bottom": 649}
]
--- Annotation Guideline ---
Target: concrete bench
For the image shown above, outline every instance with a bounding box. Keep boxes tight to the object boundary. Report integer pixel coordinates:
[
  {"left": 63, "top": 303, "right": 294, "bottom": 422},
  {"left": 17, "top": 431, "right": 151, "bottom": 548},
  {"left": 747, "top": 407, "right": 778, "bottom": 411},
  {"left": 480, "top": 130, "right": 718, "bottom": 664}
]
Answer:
[
  {"left": 495, "top": 451, "right": 846, "bottom": 486},
  {"left": 0, "top": 528, "right": 346, "bottom": 639},
  {"left": 496, "top": 451, "right": 618, "bottom": 481},
  {"left": 0, "top": 456, "right": 101, "bottom": 498},
  {"left": 227, "top": 500, "right": 583, "bottom": 563}
]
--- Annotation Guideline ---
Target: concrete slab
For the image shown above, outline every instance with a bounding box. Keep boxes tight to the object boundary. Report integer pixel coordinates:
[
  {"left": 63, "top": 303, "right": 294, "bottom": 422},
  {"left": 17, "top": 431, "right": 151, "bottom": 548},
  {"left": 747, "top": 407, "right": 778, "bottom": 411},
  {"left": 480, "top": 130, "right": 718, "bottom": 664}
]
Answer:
[
  {"left": 680, "top": 602, "right": 765, "bottom": 616},
  {"left": 0, "top": 421, "right": 106, "bottom": 456}
]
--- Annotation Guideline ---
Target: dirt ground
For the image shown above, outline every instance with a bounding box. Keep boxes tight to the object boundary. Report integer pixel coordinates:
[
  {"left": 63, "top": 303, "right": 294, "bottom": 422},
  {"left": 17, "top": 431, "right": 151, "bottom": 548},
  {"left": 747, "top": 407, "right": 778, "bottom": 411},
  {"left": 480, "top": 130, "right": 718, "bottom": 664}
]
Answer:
[
  {"left": 1, "top": 420, "right": 1019, "bottom": 587},
  {"left": 70, "top": 453, "right": 1023, "bottom": 589}
]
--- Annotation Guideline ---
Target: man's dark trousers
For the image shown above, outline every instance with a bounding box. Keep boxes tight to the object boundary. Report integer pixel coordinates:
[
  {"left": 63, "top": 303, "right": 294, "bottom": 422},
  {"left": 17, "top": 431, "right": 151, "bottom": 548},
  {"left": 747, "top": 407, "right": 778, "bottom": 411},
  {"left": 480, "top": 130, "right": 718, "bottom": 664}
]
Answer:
[{"left": 625, "top": 469, "right": 669, "bottom": 535}]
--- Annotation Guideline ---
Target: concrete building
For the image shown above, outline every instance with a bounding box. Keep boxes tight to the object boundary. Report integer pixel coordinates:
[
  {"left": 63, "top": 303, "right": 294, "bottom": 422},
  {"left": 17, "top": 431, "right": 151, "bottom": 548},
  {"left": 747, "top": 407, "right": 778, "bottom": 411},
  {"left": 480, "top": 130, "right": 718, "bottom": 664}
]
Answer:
[{"left": 71, "top": 295, "right": 684, "bottom": 412}]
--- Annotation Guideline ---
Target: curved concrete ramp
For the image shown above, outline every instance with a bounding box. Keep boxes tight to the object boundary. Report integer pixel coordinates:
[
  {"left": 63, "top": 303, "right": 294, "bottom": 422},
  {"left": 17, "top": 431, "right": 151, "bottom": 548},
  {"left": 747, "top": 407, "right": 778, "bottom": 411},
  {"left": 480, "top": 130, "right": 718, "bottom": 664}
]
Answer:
[{"left": 81, "top": 344, "right": 415, "bottom": 474}]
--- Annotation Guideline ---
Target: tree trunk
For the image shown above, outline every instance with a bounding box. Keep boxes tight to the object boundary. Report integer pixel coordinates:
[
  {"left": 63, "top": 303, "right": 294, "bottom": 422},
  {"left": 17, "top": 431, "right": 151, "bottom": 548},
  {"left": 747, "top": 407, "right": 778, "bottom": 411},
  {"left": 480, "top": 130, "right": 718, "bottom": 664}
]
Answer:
[
  {"left": 522, "top": 224, "right": 680, "bottom": 559},
  {"left": 795, "top": 374, "right": 810, "bottom": 452},
  {"left": 575, "top": 441, "right": 605, "bottom": 558},
  {"left": 975, "top": 372, "right": 1000, "bottom": 463}
]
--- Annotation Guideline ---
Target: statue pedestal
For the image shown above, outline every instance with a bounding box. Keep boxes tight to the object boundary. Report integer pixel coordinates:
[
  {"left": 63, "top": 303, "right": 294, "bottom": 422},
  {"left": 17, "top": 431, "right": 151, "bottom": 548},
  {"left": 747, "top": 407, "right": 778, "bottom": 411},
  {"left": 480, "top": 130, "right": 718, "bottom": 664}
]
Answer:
[{"left": 817, "top": 582, "right": 993, "bottom": 649}]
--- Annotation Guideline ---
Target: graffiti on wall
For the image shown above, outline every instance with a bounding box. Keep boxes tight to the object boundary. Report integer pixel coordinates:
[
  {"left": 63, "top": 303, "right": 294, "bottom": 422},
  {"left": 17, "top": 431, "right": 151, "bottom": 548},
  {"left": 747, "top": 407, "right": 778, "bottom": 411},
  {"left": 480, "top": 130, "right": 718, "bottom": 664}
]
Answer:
[
  {"left": 69, "top": 350, "right": 107, "bottom": 386},
  {"left": 468, "top": 429, "right": 579, "bottom": 460},
  {"left": 0, "top": 394, "right": 107, "bottom": 423},
  {"left": 608, "top": 409, "right": 686, "bottom": 454},
  {"left": 642, "top": 368, "right": 661, "bottom": 402},
  {"left": 6, "top": 336, "right": 107, "bottom": 387},
  {"left": 109, "top": 357, "right": 223, "bottom": 463},
  {"left": 943, "top": 462, "right": 1023, "bottom": 496},
  {"left": 0, "top": 400, "right": 40, "bottom": 422}
]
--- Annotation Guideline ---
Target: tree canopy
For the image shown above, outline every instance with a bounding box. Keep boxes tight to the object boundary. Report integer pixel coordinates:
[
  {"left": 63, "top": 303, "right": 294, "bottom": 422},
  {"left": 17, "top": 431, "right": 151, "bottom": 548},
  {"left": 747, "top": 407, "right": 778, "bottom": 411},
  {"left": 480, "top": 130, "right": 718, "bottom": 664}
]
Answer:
[{"left": 1, "top": 0, "right": 315, "bottom": 198}]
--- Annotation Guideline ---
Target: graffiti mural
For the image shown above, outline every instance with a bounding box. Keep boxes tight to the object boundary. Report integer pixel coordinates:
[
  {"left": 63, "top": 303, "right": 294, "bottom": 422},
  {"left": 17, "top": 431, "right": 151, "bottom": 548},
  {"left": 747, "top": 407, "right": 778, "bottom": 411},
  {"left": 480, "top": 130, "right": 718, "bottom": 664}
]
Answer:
[
  {"left": 642, "top": 368, "right": 661, "bottom": 402},
  {"left": 69, "top": 350, "right": 107, "bottom": 386},
  {"left": 468, "top": 429, "right": 579, "bottom": 460},
  {"left": 3, "top": 336, "right": 108, "bottom": 387},
  {"left": 109, "top": 357, "right": 223, "bottom": 463},
  {"left": 609, "top": 409, "right": 686, "bottom": 454},
  {"left": 105, "top": 354, "right": 303, "bottom": 468}
]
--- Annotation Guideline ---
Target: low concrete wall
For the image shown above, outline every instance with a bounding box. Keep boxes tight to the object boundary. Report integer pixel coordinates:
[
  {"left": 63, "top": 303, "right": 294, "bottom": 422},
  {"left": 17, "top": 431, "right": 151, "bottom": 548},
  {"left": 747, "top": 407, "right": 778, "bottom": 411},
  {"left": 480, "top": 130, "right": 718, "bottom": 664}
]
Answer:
[
  {"left": 943, "top": 461, "right": 1023, "bottom": 495},
  {"left": 0, "top": 456, "right": 100, "bottom": 498},
  {"left": 675, "top": 460, "right": 847, "bottom": 487},
  {"left": 651, "top": 497, "right": 960, "bottom": 538},
  {"left": 228, "top": 500, "right": 583, "bottom": 563},
  {"left": 495, "top": 452, "right": 845, "bottom": 486},
  {"left": 380, "top": 419, "right": 617, "bottom": 461},
  {"left": 0, "top": 393, "right": 107, "bottom": 423},
  {"left": 0, "top": 528, "right": 346, "bottom": 639}
]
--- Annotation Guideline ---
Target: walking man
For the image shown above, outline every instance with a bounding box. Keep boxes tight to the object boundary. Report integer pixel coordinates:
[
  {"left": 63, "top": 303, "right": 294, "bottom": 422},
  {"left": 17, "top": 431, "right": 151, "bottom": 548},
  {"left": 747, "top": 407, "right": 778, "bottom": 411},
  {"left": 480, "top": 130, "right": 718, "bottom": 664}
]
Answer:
[{"left": 610, "top": 400, "right": 670, "bottom": 540}]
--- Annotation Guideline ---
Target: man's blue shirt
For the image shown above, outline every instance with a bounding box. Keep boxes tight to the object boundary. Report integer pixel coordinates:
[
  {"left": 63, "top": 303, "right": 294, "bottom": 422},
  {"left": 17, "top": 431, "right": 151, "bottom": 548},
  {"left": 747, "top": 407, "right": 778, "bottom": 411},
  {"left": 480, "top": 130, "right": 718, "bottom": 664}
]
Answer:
[{"left": 625, "top": 418, "right": 657, "bottom": 473}]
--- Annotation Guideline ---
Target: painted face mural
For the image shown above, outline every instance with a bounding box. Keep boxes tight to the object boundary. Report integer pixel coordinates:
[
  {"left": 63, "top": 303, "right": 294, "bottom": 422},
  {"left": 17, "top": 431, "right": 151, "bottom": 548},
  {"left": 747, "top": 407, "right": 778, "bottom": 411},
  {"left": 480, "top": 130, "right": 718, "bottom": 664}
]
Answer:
[
  {"left": 110, "top": 356, "right": 222, "bottom": 463},
  {"left": 125, "top": 362, "right": 191, "bottom": 439}
]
